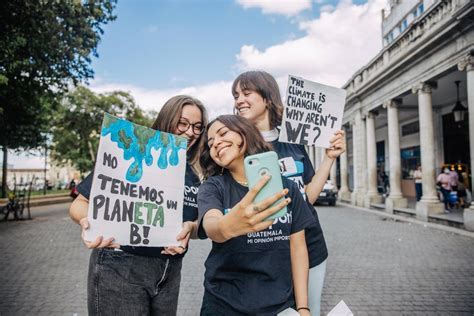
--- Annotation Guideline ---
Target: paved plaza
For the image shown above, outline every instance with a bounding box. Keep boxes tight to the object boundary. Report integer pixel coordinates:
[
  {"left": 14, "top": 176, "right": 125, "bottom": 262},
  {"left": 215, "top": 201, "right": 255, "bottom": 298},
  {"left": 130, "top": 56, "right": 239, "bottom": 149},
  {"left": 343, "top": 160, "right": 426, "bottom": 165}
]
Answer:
[{"left": 0, "top": 202, "right": 473, "bottom": 315}]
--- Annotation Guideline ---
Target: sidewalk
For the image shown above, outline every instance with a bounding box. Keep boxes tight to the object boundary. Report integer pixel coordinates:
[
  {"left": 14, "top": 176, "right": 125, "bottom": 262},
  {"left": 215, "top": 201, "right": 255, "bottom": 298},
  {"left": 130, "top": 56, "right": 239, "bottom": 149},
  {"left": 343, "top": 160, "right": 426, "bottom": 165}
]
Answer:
[
  {"left": 1, "top": 203, "right": 473, "bottom": 315},
  {"left": 344, "top": 196, "right": 468, "bottom": 230},
  {"left": 0, "top": 193, "right": 72, "bottom": 211}
]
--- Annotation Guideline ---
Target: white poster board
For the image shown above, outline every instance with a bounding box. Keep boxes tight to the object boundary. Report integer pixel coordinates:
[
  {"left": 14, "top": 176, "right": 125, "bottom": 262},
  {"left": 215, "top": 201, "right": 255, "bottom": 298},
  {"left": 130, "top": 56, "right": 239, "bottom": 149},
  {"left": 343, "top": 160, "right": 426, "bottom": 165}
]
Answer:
[
  {"left": 279, "top": 75, "right": 346, "bottom": 148},
  {"left": 84, "top": 113, "right": 187, "bottom": 247}
]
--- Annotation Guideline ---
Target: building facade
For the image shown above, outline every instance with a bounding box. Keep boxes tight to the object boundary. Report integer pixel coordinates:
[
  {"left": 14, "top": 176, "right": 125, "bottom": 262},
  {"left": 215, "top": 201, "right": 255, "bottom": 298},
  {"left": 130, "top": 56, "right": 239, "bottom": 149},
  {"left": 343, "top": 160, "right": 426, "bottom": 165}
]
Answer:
[
  {"left": 308, "top": 0, "right": 474, "bottom": 230},
  {"left": 0, "top": 162, "right": 79, "bottom": 191}
]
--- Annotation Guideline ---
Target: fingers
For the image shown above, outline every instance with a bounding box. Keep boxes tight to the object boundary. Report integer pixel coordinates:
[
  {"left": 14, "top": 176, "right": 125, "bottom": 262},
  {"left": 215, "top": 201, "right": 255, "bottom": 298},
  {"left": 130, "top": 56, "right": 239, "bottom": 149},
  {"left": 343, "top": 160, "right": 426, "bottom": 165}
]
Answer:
[
  {"left": 241, "top": 175, "right": 271, "bottom": 205},
  {"left": 84, "top": 236, "right": 116, "bottom": 249},
  {"left": 110, "top": 242, "right": 121, "bottom": 249},
  {"left": 85, "top": 236, "right": 103, "bottom": 249},
  {"left": 99, "top": 237, "right": 116, "bottom": 248},
  {"left": 79, "top": 217, "right": 89, "bottom": 230},
  {"left": 176, "top": 227, "right": 191, "bottom": 241},
  {"left": 254, "top": 197, "right": 291, "bottom": 223},
  {"left": 254, "top": 188, "right": 288, "bottom": 212},
  {"left": 161, "top": 245, "right": 187, "bottom": 255},
  {"left": 79, "top": 217, "right": 119, "bottom": 249},
  {"left": 176, "top": 222, "right": 193, "bottom": 240},
  {"left": 329, "top": 139, "right": 345, "bottom": 150},
  {"left": 252, "top": 219, "right": 275, "bottom": 232},
  {"left": 329, "top": 129, "right": 345, "bottom": 143},
  {"left": 161, "top": 247, "right": 178, "bottom": 255}
]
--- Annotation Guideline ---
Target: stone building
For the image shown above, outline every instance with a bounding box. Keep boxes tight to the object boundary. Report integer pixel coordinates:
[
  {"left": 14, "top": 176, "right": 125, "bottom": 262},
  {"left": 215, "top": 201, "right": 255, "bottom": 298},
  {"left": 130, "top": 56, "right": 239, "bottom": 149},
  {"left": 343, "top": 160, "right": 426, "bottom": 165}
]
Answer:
[{"left": 309, "top": 0, "right": 474, "bottom": 230}]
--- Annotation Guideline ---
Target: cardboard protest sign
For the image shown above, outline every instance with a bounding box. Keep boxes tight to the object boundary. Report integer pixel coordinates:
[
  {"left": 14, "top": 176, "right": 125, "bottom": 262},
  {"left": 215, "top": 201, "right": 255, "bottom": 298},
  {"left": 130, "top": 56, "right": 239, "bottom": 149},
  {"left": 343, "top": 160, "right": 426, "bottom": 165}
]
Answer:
[
  {"left": 84, "top": 113, "right": 187, "bottom": 247},
  {"left": 279, "top": 75, "right": 346, "bottom": 148}
]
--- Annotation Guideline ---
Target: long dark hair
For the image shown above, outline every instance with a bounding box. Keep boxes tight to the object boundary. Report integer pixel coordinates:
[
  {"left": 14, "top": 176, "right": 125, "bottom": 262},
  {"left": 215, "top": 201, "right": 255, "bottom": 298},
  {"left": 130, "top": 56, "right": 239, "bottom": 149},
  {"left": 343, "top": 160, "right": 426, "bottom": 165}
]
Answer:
[
  {"left": 200, "top": 115, "right": 273, "bottom": 179},
  {"left": 232, "top": 70, "right": 284, "bottom": 129},
  {"left": 151, "top": 95, "right": 208, "bottom": 169}
]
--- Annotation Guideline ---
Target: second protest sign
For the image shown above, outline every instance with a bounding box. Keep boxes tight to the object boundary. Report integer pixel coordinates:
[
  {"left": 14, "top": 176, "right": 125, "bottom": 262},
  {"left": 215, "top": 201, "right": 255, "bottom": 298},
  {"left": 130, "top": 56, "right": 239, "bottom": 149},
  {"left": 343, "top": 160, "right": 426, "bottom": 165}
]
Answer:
[{"left": 279, "top": 75, "right": 346, "bottom": 148}]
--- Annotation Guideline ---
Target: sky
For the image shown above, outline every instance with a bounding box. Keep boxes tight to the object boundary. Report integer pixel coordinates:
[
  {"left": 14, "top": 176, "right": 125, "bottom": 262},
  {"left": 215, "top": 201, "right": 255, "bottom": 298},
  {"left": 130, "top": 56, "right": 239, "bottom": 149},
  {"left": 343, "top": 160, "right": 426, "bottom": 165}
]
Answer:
[{"left": 11, "top": 0, "right": 387, "bottom": 168}]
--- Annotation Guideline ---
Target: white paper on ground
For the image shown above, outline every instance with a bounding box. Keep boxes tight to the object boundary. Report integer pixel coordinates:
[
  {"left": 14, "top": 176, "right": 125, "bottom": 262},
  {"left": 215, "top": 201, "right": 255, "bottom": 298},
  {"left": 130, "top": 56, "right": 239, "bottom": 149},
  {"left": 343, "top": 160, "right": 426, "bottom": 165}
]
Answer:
[
  {"left": 327, "top": 300, "right": 353, "bottom": 316},
  {"left": 277, "top": 307, "right": 299, "bottom": 315}
]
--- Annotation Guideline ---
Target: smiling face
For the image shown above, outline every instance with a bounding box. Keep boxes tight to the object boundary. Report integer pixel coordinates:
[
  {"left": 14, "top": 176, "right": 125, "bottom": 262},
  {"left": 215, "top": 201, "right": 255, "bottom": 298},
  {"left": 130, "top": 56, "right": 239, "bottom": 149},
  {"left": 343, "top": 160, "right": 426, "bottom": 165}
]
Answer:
[
  {"left": 207, "top": 120, "right": 246, "bottom": 170},
  {"left": 233, "top": 82, "right": 270, "bottom": 127},
  {"left": 173, "top": 104, "right": 203, "bottom": 149}
]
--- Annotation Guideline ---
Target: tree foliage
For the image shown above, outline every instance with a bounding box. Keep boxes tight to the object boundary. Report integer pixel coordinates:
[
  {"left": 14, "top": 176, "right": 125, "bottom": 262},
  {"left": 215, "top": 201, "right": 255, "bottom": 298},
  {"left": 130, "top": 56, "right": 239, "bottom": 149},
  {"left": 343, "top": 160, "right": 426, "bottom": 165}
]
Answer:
[
  {"left": 51, "top": 86, "right": 153, "bottom": 174},
  {"left": 0, "top": 0, "right": 117, "bottom": 150},
  {"left": 0, "top": 0, "right": 116, "bottom": 196}
]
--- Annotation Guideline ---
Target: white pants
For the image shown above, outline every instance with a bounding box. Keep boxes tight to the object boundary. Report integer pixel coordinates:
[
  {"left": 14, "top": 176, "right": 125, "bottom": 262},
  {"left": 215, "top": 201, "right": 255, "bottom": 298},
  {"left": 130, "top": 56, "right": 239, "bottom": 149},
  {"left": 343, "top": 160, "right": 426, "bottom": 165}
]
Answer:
[{"left": 308, "top": 259, "right": 327, "bottom": 316}]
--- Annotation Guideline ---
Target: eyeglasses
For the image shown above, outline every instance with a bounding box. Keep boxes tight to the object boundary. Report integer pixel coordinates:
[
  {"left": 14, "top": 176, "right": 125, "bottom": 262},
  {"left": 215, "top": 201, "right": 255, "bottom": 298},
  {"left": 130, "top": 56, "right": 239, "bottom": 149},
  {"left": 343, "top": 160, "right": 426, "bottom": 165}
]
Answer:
[{"left": 177, "top": 118, "right": 204, "bottom": 135}]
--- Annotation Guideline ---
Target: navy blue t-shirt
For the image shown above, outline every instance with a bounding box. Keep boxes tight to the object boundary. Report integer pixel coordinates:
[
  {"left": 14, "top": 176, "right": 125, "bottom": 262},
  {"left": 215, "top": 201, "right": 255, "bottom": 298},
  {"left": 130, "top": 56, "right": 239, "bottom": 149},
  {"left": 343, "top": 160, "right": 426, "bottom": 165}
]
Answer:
[
  {"left": 197, "top": 172, "right": 315, "bottom": 315},
  {"left": 76, "top": 163, "right": 200, "bottom": 258},
  {"left": 270, "top": 140, "right": 329, "bottom": 268}
]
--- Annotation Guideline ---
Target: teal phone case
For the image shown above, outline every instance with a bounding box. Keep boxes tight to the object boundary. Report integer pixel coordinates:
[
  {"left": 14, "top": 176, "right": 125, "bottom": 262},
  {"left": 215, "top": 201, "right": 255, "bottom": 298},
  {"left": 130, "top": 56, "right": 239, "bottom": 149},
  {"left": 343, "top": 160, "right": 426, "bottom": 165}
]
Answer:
[{"left": 244, "top": 151, "right": 287, "bottom": 221}]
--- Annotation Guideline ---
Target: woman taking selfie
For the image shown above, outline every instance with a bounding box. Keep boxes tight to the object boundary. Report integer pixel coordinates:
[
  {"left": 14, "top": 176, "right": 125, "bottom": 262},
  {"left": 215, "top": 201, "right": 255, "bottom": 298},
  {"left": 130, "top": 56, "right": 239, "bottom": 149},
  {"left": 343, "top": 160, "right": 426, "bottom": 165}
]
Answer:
[
  {"left": 198, "top": 115, "right": 315, "bottom": 315},
  {"left": 232, "top": 70, "right": 346, "bottom": 316}
]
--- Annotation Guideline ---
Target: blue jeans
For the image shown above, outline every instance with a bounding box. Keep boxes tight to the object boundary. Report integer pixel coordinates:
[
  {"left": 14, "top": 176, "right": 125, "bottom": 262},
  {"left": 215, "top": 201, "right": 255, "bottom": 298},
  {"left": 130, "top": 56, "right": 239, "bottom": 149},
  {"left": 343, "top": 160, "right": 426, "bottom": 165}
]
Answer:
[
  {"left": 415, "top": 183, "right": 422, "bottom": 201},
  {"left": 88, "top": 248, "right": 182, "bottom": 316},
  {"left": 439, "top": 187, "right": 451, "bottom": 210}
]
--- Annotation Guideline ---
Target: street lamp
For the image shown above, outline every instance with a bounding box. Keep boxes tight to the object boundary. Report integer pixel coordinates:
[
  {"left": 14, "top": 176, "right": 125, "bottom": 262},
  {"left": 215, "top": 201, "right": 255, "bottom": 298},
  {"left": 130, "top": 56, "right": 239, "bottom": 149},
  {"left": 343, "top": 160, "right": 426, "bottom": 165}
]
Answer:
[{"left": 452, "top": 80, "right": 467, "bottom": 123}]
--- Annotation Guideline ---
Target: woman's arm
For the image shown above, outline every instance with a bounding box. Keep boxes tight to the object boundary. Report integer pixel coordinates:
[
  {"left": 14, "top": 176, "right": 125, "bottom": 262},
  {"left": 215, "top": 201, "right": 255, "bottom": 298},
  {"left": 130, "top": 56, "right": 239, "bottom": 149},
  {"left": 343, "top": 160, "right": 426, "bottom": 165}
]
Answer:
[
  {"left": 69, "top": 193, "right": 118, "bottom": 249},
  {"left": 203, "top": 209, "right": 228, "bottom": 242},
  {"left": 306, "top": 130, "right": 346, "bottom": 205},
  {"left": 202, "top": 187, "right": 291, "bottom": 243},
  {"left": 290, "top": 230, "right": 310, "bottom": 316},
  {"left": 161, "top": 220, "right": 198, "bottom": 255},
  {"left": 306, "top": 156, "right": 334, "bottom": 205},
  {"left": 203, "top": 194, "right": 290, "bottom": 243},
  {"left": 69, "top": 194, "right": 89, "bottom": 224}
]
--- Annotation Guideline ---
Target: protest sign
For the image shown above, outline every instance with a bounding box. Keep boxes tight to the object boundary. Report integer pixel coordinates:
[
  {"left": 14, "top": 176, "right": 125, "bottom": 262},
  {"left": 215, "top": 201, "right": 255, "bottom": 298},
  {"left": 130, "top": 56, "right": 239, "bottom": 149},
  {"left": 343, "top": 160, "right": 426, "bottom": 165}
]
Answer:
[
  {"left": 84, "top": 113, "right": 187, "bottom": 247},
  {"left": 279, "top": 75, "right": 346, "bottom": 148}
]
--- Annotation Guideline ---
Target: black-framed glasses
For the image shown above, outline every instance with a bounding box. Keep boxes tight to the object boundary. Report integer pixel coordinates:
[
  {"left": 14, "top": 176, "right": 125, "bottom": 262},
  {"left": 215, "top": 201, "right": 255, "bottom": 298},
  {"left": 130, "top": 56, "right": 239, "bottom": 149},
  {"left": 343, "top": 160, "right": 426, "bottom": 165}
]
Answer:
[{"left": 177, "top": 118, "right": 204, "bottom": 135}]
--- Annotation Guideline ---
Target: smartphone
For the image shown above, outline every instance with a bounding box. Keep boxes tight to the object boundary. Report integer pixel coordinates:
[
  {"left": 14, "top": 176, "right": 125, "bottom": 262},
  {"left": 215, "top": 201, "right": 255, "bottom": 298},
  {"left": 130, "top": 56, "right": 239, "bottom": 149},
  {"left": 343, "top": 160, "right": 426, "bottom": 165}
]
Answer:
[{"left": 244, "top": 151, "right": 287, "bottom": 221}]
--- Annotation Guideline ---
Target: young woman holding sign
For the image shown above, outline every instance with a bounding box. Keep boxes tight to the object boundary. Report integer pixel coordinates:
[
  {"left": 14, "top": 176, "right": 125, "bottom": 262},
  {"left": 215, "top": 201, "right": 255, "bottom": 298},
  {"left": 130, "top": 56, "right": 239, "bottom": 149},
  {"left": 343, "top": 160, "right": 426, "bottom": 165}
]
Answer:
[
  {"left": 69, "top": 95, "right": 209, "bottom": 315},
  {"left": 198, "top": 115, "right": 315, "bottom": 315},
  {"left": 231, "top": 70, "right": 346, "bottom": 316}
]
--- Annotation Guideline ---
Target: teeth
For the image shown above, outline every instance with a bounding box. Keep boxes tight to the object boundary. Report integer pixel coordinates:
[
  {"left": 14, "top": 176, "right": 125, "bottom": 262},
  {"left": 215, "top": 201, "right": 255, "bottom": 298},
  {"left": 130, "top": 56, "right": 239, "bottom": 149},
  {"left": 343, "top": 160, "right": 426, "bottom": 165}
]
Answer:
[{"left": 239, "top": 107, "right": 250, "bottom": 113}]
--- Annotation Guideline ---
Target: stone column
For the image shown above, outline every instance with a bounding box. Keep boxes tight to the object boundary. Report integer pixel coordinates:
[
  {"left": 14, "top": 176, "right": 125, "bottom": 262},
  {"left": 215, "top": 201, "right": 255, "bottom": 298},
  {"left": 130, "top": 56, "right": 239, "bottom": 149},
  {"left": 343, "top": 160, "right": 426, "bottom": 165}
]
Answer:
[
  {"left": 339, "top": 127, "right": 351, "bottom": 201},
  {"left": 364, "top": 111, "right": 382, "bottom": 208},
  {"left": 351, "top": 110, "right": 367, "bottom": 206},
  {"left": 459, "top": 56, "right": 474, "bottom": 231},
  {"left": 383, "top": 100, "right": 407, "bottom": 213},
  {"left": 412, "top": 82, "right": 444, "bottom": 220}
]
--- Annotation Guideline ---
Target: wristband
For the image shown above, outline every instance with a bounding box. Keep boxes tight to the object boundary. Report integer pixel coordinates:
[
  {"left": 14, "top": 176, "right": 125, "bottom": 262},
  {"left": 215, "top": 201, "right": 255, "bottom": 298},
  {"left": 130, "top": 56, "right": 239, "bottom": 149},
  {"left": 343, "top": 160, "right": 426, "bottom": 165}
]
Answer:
[{"left": 297, "top": 307, "right": 310, "bottom": 312}]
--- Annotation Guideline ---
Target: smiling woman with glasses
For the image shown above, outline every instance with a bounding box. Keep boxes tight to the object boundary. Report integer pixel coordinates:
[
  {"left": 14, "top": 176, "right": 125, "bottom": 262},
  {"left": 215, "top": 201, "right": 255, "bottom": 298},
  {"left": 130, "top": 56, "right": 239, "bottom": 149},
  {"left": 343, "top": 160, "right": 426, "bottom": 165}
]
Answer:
[
  {"left": 177, "top": 117, "right": 205, "bottom": 135},
  {"left": 69, "top": 95, "right": 209, "bottom": 316}
]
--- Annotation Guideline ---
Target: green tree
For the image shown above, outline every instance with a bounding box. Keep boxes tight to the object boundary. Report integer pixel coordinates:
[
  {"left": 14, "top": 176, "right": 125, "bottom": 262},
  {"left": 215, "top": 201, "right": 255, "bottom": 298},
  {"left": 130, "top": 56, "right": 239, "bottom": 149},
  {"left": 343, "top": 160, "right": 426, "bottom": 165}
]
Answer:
[
  {"left": 0, "top": 0, "right": 117, "bottom": 197},
  {"left": 51, "top": 86, "right": 153, "bottom": 175}
]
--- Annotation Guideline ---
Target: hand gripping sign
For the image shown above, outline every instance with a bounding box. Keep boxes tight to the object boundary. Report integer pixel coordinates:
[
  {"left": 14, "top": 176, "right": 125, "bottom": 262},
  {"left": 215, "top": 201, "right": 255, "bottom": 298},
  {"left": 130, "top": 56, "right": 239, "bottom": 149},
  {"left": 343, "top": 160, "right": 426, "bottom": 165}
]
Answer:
[
  {"left": 84, "top": 113, "right": 187, "bottom": 247},
  {"left": 279, "top": 75, "right": 346, "bottom": 148}
]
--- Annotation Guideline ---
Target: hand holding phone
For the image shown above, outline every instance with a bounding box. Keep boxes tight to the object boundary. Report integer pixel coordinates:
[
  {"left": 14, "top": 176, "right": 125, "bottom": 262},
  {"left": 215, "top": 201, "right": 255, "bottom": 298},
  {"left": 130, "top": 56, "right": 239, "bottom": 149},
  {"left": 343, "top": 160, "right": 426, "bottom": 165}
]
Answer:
[{"left": 244, "top": 151, "right": 287, "bottom": 220}]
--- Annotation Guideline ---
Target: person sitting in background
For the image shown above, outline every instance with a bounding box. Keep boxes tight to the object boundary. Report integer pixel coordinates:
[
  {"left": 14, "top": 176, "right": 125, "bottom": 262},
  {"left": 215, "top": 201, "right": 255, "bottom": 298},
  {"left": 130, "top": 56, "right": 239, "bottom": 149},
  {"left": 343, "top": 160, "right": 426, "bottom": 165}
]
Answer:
[{"left": 437, "top": 168, "right": 452, "bottom": 212}]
